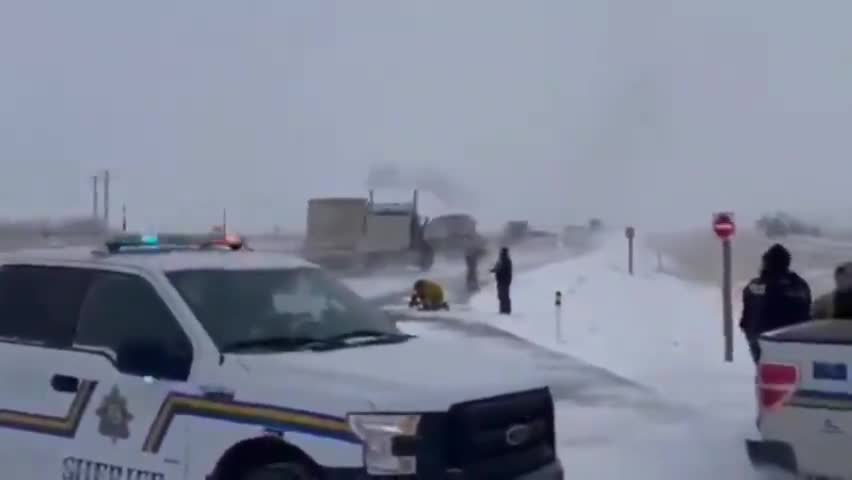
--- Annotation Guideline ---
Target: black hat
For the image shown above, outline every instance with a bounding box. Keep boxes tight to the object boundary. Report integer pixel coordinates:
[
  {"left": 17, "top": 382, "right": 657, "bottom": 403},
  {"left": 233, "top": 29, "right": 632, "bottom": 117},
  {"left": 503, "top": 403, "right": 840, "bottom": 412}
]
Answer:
[{"left": 762, "top": 243, "right": 791, "bottom": 271}]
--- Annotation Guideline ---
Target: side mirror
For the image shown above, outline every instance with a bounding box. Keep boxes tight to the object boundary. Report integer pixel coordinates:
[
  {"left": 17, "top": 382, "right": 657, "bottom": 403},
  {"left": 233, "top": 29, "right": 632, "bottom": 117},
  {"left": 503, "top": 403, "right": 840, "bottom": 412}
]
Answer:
[{"left": 116, "top": 339, "right": 191, "bottom": 381}]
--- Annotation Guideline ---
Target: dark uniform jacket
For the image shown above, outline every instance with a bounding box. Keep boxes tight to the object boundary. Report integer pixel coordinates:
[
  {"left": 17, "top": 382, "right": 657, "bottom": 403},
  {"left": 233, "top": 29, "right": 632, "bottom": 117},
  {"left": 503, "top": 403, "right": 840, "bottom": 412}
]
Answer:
[
  {"left": 492, "top": 253, "right": 513, "bottom": 285},
  {"left": 739, "top": 271, "right": 812, "bottom": 337}
]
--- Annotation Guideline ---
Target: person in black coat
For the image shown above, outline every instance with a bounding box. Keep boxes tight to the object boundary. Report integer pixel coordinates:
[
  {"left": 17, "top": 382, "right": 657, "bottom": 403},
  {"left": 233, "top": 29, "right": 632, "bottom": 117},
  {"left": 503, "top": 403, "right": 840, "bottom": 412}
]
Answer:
[
  {"left": 739, "top": 243, "right": 812, "bottom": 363},
  {"left": 491, "top": 247, "right": 513, "bottom": 314}
]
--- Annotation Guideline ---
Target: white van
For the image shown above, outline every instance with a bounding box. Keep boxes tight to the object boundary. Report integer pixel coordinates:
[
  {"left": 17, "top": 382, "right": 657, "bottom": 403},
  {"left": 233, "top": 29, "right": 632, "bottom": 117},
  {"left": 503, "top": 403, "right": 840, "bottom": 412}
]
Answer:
[{"left": 0, "top": 233, "right": 562, "bottom": 479}]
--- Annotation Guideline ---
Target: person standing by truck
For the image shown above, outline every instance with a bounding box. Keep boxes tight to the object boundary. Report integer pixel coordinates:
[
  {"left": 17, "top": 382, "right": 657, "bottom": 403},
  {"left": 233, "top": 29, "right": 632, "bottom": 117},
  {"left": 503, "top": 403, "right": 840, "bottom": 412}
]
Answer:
[
  {"left": 464, "top": 236, "right": 486, "bottom": 293},
  {"left": 739, "top": 243, "right": 812, "bottom": 363},
  {"left": 812, "top": 261, "right": 852, "bottom": 319},
  {"left": 491, "top": 247, "right": 513, "bottom": 314}
]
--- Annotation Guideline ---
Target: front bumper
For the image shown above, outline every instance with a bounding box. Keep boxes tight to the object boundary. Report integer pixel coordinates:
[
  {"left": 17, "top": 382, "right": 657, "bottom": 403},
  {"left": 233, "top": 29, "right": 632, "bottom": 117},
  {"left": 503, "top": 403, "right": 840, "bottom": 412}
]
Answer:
[
  {"left": 745, "top": 439, "right": 798, "bottom": 474},
  {"left": 324, "top": 459, "right": 564, "bottom": 479}
]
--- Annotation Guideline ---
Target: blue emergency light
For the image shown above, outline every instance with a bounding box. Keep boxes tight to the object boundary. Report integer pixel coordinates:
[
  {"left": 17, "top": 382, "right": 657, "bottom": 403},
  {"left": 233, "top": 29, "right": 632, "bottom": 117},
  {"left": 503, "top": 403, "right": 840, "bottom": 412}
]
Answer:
[
  {"left": 140, "top": 234, "right": 159, "bottom": 245},
  {"left": 104, "top": 232, "right": 244, "bottom": 253}
]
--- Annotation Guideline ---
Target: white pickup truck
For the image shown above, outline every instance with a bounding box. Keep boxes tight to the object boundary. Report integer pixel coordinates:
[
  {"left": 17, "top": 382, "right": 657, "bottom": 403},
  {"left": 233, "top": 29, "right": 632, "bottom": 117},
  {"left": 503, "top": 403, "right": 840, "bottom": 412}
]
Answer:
[
  {"left": 0, "top": 232, "right": 562, "bottom": 480},
  {"left": 748, "top": 319, "right": 852, "bottom": 477}
]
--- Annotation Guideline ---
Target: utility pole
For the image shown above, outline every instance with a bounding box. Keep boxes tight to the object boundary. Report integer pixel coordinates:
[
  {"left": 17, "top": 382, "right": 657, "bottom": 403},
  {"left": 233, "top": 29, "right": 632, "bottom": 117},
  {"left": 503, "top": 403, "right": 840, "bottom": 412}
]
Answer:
[
  {"left": 91, "top": 175, "right": 99, "bottom": 218},
  {"left": 222, "top": 208, "right": 227, "bottom": 233},
  {"left": 121, "top": 204, "right": 127, "bottom": 232},
  {"left": 103, "top": 169, "right": 111, "bottom": 225},
  {"left": 625, "top": 226, "right": 635, "bottom": 275}
]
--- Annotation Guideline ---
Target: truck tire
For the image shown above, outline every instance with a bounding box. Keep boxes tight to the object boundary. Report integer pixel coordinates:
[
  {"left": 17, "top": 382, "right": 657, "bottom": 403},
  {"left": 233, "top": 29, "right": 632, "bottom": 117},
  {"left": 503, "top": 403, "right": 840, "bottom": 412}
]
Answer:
[{"left": 239, "top": 462, "right": 319, "bottom": 480}]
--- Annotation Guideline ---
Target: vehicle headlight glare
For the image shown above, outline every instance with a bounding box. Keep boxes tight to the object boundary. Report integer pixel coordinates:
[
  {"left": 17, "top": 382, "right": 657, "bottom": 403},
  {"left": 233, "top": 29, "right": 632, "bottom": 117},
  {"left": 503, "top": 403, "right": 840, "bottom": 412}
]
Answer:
[{"left": 347, "top": 414, "right": 421, "bottom": 476}]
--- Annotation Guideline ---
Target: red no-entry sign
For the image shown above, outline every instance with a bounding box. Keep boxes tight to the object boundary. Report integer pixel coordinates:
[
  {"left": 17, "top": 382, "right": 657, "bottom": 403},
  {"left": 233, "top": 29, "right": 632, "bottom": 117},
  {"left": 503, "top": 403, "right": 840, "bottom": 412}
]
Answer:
[
  {"left": 713, "top": 211, "right": 736, "bottom": 361},
  {"left": 713, "top": 212, "right": 736, "bottom": 241}
]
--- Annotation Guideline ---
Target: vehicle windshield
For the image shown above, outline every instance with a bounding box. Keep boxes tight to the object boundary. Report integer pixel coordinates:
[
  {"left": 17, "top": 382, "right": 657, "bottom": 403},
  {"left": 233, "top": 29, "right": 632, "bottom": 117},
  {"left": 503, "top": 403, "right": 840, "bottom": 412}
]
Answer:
[{"left": 166, "top": 267, "right": 403, "bottom": 352}]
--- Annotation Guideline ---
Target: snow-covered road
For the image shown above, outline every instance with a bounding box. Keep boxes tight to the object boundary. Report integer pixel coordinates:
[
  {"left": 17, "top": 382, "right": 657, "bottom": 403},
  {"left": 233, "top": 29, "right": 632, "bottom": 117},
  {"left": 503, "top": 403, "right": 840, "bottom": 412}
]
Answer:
[
  {"left": 341, "top": 241, "right": 589, "bottom": 305},
  {"left": 388, "top": 232, "right": 770, "bottom": 478}
]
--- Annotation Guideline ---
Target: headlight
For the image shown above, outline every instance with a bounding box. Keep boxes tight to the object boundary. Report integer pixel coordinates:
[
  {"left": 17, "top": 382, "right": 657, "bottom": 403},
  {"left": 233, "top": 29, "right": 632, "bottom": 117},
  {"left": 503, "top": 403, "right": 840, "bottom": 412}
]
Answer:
[{"left": 347, "top": 413, "right": 421, "bottom": 476}]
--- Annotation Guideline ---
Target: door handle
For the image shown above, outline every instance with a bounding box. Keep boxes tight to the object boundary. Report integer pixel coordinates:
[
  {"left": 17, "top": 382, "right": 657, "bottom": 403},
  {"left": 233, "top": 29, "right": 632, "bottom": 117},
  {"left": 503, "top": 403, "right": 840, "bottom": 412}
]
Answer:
[{"left": 51, "top": 374, "right": 79, "bottom": 393}]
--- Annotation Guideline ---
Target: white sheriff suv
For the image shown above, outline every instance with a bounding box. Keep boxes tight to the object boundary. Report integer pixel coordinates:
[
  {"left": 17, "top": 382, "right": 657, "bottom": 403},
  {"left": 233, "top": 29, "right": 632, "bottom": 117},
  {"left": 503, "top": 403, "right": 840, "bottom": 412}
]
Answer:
[
  {"left": 748, "top": 319, "right": 852, "bottom": 477},
  {"left": 0, "top": 232, "right": 562, "bottom": 480}
]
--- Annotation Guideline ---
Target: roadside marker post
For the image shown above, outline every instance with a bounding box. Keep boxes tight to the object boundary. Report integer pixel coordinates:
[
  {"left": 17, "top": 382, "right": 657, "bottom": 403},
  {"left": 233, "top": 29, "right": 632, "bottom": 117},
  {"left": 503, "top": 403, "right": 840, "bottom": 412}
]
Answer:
[
  {"left": 713, "top": 212, "right": 736, "bottom": 362},
  {"left": 554, "top": 291, "right": 563, "bottom": 342},
  {"left": 625, "top": 226, "right": 635, "bottom": 275}
]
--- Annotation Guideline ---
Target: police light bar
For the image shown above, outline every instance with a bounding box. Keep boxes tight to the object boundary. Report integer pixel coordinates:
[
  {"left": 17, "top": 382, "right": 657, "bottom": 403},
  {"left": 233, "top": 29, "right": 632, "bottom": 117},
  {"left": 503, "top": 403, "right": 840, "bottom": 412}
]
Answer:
[{"left": 104, "top": 232, "right": 244, "bottom": 253}]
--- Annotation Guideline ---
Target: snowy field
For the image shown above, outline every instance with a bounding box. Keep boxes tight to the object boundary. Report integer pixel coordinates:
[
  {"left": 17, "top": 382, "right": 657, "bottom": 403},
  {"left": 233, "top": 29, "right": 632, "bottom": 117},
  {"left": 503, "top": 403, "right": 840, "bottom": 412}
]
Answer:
[
  {"left": 648, "top": 228, "right": 851, "bottom": 296},
  {"left": 393, "top": 233, "right": 771, "bottom": 478}
]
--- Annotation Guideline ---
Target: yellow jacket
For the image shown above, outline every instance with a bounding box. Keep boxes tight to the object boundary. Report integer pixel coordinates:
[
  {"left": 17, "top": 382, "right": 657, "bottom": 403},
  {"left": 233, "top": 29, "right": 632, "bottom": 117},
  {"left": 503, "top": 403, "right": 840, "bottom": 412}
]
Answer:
[{"left": 413, "top": 279, "right": 445, "bottom": 308}]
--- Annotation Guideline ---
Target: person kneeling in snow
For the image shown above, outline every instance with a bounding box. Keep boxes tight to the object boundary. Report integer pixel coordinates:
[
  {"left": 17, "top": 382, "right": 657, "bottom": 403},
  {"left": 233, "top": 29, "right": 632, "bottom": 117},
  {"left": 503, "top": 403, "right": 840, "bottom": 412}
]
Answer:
[{"left": 409, "top": 279, "right": 449, "bottom": 311}]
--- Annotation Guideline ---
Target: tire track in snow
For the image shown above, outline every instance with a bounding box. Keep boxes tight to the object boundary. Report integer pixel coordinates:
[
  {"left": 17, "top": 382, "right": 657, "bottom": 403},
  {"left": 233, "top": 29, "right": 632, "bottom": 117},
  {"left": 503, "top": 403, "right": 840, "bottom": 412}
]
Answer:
[{"left": 389, "top": 313, "right": 695, "bottom": 424}]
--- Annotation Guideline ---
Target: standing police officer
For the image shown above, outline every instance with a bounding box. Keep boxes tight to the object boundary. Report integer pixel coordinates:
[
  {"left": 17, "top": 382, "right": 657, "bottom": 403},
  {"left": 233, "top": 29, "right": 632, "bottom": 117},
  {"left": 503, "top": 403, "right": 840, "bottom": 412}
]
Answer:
[
  {"left": 739, "top": 243, "right": 812, "bottom": 363},
  {"left": 491, "top": 247, "right": 513, "bottom": 314}
]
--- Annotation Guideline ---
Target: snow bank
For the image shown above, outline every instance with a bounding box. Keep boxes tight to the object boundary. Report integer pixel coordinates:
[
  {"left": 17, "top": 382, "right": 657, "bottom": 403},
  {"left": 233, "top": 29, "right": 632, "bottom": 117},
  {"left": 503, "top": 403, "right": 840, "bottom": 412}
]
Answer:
[
  {"left": 471, "top": 233, "right": 754, "bottom": 406},
  {"left": 465, "top": 233, "right": 763, "bottom": 478}
]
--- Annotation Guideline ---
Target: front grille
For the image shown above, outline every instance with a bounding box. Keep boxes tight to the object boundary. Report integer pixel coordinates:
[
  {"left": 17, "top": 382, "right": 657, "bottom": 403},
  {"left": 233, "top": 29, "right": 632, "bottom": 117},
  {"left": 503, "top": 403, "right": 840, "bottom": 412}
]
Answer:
[{"left": 445, "top": 388, "right": 556, "bottom": 479}]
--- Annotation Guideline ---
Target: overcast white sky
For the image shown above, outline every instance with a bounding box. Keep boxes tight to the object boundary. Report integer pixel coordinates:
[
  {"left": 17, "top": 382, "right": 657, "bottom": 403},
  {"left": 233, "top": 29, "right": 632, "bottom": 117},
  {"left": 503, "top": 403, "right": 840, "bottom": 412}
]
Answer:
[{"left": 1, "top": 0, "right": 851, "bottom": 232}]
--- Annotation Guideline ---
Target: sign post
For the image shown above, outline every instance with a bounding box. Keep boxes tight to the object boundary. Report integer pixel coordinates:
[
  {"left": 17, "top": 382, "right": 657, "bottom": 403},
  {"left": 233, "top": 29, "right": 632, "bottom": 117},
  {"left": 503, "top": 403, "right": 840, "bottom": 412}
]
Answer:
[
  {"left": 554, "top": 291, "right": 563, "bottom": 342},
  {"left": 625, "top": 226, "right": 635, "bottom": 275},
  {"left": 713, "top": 212, "right": 736, "bottom": 362}
]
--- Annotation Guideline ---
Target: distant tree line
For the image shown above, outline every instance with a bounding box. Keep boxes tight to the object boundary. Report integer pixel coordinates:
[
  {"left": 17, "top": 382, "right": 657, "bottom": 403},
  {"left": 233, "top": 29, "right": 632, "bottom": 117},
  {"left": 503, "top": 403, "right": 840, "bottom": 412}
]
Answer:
[
  {"left": 0, "top": 217, "right": 107, "bottom": 238},
  {"left": 755, "top": 212, "right": 821, "bottom": 238}
]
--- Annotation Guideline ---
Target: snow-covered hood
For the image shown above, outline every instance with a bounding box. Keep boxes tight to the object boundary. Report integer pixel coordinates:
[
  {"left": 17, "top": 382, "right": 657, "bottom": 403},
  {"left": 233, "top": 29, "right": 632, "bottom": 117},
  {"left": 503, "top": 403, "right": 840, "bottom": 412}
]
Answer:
[{"left": 228, "top": 337, "right": 547, "bottom": 411}]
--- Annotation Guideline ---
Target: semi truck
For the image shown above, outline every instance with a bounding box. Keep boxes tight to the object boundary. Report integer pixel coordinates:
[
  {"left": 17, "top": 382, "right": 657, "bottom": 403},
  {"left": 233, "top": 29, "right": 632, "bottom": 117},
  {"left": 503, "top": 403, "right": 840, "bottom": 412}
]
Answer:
[{"left": 302, "top": 190, "right": 434, "bottom": 272}]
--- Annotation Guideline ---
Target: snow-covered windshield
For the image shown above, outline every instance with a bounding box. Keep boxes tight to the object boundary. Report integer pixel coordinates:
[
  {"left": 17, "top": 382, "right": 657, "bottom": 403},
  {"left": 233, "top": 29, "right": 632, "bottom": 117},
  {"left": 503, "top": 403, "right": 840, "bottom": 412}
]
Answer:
[{"left": 166, "top": 267, "right": 401, "bottom": 351}]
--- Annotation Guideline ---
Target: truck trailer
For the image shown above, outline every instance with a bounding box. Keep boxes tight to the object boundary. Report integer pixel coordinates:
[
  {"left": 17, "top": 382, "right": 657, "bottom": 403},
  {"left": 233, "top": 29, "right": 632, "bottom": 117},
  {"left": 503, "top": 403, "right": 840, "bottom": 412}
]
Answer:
[{"left": 302, "top": 190, "right": 434, "bottom": 272}]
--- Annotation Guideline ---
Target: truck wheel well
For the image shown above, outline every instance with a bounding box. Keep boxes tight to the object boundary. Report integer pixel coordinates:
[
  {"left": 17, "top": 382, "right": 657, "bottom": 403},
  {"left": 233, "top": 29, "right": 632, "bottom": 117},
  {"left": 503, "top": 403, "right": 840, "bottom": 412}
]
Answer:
[{"left": 211, "top": 436, "right": 321, "bottom": 480}]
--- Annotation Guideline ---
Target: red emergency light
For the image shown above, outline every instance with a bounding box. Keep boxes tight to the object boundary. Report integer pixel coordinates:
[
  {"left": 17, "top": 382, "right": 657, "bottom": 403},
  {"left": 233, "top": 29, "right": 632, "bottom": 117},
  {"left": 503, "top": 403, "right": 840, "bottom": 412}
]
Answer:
[{"left": 208, "top": 234, "right": 244, "bottom": 250}]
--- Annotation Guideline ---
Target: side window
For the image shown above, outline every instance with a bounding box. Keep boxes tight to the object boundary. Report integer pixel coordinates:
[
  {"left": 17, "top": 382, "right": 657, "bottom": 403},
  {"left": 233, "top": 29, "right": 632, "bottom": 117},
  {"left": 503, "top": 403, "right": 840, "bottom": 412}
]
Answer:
[
  {"left": 76, "top": 271, "right": 192, "bottom": 381},
  {"left": 0, "top": 265, "right": 93, "bottom": 347}
]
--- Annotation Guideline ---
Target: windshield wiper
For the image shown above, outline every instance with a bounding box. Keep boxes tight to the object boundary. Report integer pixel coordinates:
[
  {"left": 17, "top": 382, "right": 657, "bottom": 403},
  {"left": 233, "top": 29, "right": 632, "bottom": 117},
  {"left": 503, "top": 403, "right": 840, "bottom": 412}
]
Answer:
[
  {"left": 220, "top": 331, "right": 414, "bottom": 354},
  {"left": 325, "top": 330, "right": 414, "bottom": 344},
  {"left": 220, "top": 336, "right": 340, "bottom": 353}
]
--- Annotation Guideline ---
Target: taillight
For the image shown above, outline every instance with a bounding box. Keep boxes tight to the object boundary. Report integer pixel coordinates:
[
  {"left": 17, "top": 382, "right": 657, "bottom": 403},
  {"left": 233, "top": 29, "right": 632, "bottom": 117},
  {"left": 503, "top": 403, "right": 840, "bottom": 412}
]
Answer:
[{"left": 758, "top": 363, "right": 799, "bottom": 411}]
